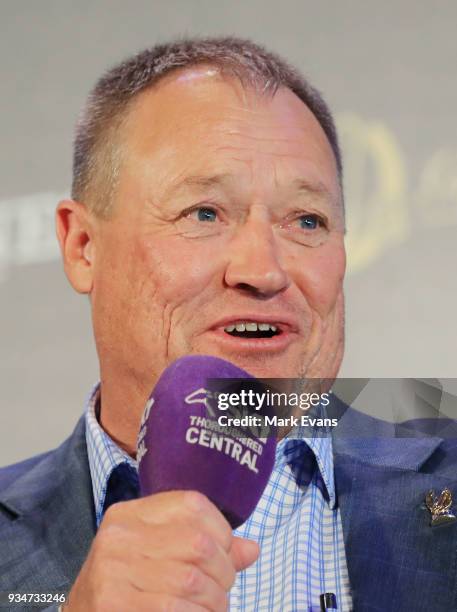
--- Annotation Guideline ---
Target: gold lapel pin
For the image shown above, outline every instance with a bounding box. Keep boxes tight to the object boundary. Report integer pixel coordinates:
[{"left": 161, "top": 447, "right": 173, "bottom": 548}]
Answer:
[{"left": 425, "top": 488, "right": 456, "bottom": 526}]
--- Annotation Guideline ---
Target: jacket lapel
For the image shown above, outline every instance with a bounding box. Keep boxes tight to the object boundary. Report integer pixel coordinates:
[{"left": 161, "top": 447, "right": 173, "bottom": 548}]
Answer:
[
  {"left": 0, "top": 417, "right": 96, "bottom": 593},
  {"left": 333, "top": 406, "right": 457, "bottom": 611}
]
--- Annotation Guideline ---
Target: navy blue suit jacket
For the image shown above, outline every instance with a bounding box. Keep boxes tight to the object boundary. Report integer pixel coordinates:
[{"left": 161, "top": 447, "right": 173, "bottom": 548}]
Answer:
[{"left": 1, "top": 406, "right": 456, "bottom": 611}]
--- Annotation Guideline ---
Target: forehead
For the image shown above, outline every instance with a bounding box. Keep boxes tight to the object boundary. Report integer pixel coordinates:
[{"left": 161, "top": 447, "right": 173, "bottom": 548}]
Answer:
[{"left": 120, "top": 68, "right": 340, "bottom": 201}]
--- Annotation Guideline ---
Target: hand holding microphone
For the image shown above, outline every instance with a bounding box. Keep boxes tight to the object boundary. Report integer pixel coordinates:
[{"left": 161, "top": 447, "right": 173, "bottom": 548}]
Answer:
[
  {"left": 65, "top": 490, "right": 258, "bottom": 611},
  {"left": 65, "top": 356, "right": 276, "bottom": 611}
]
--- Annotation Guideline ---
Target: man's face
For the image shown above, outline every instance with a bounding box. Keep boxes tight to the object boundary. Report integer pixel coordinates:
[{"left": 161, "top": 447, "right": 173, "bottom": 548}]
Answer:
[{"left": 89, "top": 69, "right": 345, "bottom": 398}]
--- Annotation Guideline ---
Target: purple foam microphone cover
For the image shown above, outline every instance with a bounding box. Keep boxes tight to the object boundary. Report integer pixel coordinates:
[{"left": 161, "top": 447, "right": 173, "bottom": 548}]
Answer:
[{"left": 137, "top": 355, "right": 277, "bottom": 529}]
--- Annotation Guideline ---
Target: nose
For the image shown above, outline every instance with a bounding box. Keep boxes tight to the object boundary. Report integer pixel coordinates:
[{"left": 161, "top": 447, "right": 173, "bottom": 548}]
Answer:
[{"left": 224, "top": 207, "right": 290, "bottom": 298}]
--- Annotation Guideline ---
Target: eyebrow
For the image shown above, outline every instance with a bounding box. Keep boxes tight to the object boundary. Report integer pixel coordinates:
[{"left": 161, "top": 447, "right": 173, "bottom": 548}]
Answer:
[
  {"left": 164, "top": 173, "right": 337, "bottom": 206},
  {"left": 292, "top": 178, "right": 337, "bottom": 205},
  {"left": 164, "top": 173, "right": 234, "bottom": 198}
]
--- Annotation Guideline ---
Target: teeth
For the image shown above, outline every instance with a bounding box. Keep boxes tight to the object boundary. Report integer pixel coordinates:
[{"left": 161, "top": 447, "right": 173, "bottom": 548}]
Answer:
[{"left": 224, "top": 321, "right": 279, "bottom": 333}]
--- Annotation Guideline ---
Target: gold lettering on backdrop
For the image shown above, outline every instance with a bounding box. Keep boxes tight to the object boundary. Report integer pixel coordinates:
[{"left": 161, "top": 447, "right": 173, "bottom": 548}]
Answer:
[
  {"left": 337, "top": 113, "right": 409, "bottom": 274},
  {"left": 337, "top": 114, "right": 457, "bottom": 274}
]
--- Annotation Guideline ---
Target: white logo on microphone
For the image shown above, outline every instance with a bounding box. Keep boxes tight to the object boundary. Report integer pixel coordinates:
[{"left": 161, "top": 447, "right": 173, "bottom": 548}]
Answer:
[{"left": 184, "top": 388, "right": 216, "bottom": 417}]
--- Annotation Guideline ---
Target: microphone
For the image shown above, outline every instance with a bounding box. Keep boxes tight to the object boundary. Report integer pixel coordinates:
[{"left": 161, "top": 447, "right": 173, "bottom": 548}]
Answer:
[{"left": 137, "top": 355, "right": 277, "bottom": 528}]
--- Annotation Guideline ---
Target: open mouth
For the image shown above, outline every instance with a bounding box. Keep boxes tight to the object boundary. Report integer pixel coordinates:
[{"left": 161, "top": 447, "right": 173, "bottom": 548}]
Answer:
[{"left": 223, "top": 321, "right": 281, "bottom": 339}]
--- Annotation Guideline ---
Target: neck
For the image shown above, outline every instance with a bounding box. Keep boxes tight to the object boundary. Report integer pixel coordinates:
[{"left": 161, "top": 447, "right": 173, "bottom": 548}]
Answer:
[{"left": 98, "top": 378, "right": 148, "bottom": 458}]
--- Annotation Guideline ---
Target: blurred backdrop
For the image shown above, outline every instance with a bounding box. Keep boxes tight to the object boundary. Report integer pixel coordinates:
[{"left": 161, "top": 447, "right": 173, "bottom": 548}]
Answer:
[{"left": 1, "top": 0, "right": 456, "bottom": 464}]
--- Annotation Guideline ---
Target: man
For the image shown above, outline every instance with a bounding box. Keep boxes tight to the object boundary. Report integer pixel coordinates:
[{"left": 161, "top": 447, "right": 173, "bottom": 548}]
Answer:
[{"left": 0, "top": 37, "right": 455, "bottom": 612}]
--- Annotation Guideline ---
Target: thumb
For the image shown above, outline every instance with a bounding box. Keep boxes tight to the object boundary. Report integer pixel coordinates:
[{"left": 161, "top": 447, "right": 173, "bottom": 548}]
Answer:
[{"left": 230, "top": 536, "right": 260, "bottom": 571}]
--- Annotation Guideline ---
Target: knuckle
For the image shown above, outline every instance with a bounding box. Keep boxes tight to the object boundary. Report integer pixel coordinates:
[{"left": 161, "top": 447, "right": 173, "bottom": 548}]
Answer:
[
  {"left": 192, "top": 530, "right": 214, "bottom": 560},
  {"left": 183, "top": 490, "right": 207, "bottom": 513},
  {"left": 94, "top": 523, "right": 124, "bottom": 555},
  {"left": 102, "top": 501, "right": 124, "bottom": 523},
  {"left": 182, "top": 564, "right": 205, "bottom": 595}
]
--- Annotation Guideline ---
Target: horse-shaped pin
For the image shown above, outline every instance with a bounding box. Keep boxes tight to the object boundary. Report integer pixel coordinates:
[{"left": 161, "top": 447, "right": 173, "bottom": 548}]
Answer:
[{"left": 425, "top": 488, "right": 456, "bottom": 526}]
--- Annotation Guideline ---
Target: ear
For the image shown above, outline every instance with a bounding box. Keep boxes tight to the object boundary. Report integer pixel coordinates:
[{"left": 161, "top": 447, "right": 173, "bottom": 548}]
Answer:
[{"left": 55, "top": 199, "right": 95, "bottom": 294}]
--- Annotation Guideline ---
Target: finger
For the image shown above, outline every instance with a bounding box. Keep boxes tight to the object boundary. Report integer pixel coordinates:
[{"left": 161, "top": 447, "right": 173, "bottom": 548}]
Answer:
[
  {"left": 120, "top": 588, "right": 211, "bottom": 612},
  {"left": 126, "top": 560, "right": 228, "bottom": 611},
  {"left": 146, "top": 525, "right": 236, "bottom": 591},
  {"left": 230, "top": 537, "right": 259, "bottom": 572},
  {"left": 120, "top": 491, "right": 233, "bottom": 551}
]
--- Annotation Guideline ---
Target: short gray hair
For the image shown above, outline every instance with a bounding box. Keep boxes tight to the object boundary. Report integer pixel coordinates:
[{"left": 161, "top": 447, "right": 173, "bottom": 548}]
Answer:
[{"left": 72, "top": 36, "right": 343, "bottom": 217}]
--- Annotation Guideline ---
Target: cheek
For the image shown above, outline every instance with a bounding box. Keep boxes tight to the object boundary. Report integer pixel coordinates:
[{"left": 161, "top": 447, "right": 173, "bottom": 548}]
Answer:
[
  {"left": 136, "top": 235, "right": 223, "bottom": 303},
  {"left": 291, "top": 242, "right": 346, "bottom": 315},
  {"left": 92, "top": 238, "right": 142, "bottom": 327}
]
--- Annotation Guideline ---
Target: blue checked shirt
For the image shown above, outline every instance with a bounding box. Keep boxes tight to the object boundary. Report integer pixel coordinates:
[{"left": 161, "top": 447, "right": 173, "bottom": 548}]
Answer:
[{"left": 85, "top": 384, "right": 353, "bottom": 611}]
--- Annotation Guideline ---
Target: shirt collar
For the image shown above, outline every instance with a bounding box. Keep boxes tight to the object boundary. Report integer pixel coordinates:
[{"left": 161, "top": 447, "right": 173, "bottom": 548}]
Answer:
[
  {"left": 85, "top": 383, "right": 138, "bottom": 526},
  {"left": 276, "top": 423, "right": 337, "bottom": 509}
]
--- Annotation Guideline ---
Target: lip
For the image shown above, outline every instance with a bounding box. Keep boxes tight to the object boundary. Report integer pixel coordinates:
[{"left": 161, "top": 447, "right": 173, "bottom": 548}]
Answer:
[
  {"left": 207, "top": 313, "right": 301, "bottom": 353},
  {"left": 210, "top": 314, "right": 300, "bottom": 334}
]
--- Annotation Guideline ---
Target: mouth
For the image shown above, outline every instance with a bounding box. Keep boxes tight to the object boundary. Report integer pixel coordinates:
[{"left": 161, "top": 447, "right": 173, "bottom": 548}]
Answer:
[
  {"left": 223, "top": 321, "right": 281, "bottom": 339},
  {"left": 207, "top": 315, "right": 299, "bottom": 354}
]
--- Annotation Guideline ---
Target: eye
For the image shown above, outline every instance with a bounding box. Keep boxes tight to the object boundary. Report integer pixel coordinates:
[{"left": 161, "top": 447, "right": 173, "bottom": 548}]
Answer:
[
  {"left": 175, "top": 204, "right": 225, "bottom": 239},
  {"left": 278, "top": 211, "right": 329, "bottom": 247},
  {"left": 298, "top": 214, "right": 321, "bottom": 230},
  {"left": 189, "top": 206, "right": 218, "bottom": 222}
]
